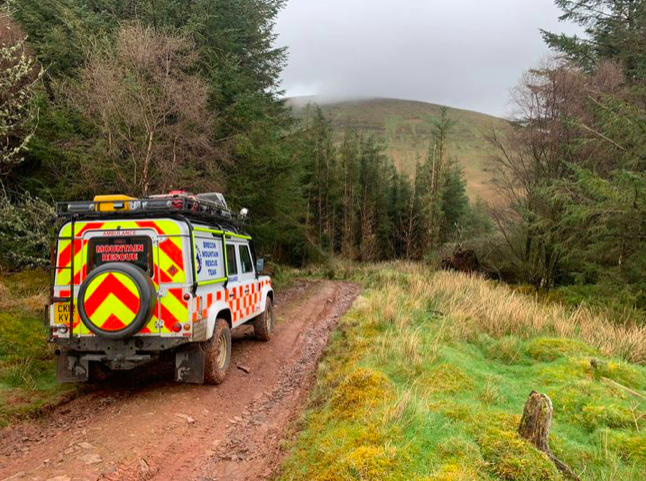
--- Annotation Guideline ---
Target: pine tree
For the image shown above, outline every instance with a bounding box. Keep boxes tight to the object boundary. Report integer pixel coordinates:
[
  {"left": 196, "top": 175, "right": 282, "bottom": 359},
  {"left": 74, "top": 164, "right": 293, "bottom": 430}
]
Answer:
[
  {"left": 440, "top": 158, "right": 469, "bottom": 243},
  {"left": 339, "top": 128, "right": 360, "bottom": 258},
  {"left": 542, "top": 0, "right": 646, "bottom": 80},
  {"left": 423, "top": 107, "right": 456, "bottom": 251}
]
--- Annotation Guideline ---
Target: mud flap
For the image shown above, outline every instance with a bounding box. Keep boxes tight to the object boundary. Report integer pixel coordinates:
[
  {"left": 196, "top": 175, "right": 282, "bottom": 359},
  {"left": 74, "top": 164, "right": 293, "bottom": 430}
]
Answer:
[
  {"left": 175, "top": 345, "right": 205, "bottom": 384},
  {"left": 56, "top": 350, "right": 89, "bottom": 383}
]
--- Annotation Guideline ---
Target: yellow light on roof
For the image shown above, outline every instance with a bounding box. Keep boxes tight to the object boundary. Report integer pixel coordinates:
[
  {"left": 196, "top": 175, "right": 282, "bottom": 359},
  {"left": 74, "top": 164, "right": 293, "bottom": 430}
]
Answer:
[{"left": 93, "top": 195, "right": 137, "bottom": 212}]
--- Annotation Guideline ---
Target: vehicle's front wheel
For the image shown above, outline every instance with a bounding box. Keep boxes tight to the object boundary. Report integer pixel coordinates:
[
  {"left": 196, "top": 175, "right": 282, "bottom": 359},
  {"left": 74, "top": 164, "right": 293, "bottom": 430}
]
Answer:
[
  {"left": 203, "top": 319, "right": 231, "bottom": 385},
  {"left": 253, "top": 297, "right": 274, "bottom": 342}
]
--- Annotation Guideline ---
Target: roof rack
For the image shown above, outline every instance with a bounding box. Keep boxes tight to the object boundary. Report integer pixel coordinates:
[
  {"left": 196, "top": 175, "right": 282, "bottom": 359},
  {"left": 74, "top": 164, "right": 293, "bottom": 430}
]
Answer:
[{"left": 56, "top": 192, "right": 249, "bottom": 231}]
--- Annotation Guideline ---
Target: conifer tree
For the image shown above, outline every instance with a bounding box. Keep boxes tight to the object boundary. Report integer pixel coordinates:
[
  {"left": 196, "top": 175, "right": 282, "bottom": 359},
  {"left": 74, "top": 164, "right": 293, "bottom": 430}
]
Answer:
[
  {"left": 542, "top": 0, "right": 646, "bottom": 80},
  {"left": 440, "top": 158, "right": 469, "bottom": 243},
  {"left": 339, "top": 128, "right": 360, "bottom": 258}
]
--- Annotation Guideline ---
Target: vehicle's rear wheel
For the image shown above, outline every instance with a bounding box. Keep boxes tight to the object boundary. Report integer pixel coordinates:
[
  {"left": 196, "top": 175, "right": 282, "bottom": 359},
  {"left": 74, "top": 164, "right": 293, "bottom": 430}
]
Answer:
[
  {"left": 253, "top": 297, "right": 273, "bottom": 342},
  {"left": 203, "top": 319, "right": 231, "bottom": 385}
]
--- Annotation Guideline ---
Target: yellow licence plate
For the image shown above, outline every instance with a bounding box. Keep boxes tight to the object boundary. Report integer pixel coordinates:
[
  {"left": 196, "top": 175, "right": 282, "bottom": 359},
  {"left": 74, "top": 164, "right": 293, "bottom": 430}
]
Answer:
[{"left": 54, "top": 303, "right": 72, "bottom": 324}]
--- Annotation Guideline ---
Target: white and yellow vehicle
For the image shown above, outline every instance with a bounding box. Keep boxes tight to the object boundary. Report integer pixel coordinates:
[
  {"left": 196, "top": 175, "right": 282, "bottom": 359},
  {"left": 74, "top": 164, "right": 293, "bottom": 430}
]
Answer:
[{"left": 48, "top": 192, "right": 274, "bottom": 384}]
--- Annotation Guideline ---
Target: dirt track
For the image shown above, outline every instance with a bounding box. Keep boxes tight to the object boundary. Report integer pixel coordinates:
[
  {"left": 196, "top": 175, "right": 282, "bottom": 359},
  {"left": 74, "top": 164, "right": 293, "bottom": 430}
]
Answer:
[{"left": 0, "top": 280, "right": 360, "bottom": 481}]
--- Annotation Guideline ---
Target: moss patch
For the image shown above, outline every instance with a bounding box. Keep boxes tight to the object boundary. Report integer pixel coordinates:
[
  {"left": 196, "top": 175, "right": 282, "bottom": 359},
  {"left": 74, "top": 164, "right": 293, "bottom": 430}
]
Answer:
[
  {"left": 314, "top": 445, "right": 402, "bottom": 481},
  {"left": 594, "top": 360, "right": 646, "bottom": 390},
  {"left": 421, "top": 364, "right": 474, "bottom": 395},
  {"left": 329, "top": 368, "right": 394, "bottom": 419},
  {"left": 527, "top": 337, "right": 597, "bottom": 362},
  {"left": 478, "top": 428, "right": 561, "bottom": 481}
]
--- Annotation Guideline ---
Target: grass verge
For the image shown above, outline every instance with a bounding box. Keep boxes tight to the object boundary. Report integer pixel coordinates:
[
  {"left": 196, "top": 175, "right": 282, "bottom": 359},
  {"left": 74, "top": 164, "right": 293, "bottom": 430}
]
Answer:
[
  {"left": 0, "top": 270, "right": 76, "bottom": 427},
  {"left": 278, "top": 262, "right": 646, "bottom": 480}
]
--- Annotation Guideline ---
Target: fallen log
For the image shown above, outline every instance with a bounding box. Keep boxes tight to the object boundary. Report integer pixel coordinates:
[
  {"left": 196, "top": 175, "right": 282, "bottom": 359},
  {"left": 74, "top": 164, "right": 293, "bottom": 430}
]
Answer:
[
  {"left": 590, "top": 359, "right": 646, "bottom": 401},
  {"left": 518, "top": 391, "right": 580, "bottom": 481}
]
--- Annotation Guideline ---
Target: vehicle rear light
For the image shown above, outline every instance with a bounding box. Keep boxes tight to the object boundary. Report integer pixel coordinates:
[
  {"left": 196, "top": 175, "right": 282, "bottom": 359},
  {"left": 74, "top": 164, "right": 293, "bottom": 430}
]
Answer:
[
  {"left": 52, "top": 326, "right": 58, "bottom": 332},
  {"left": 172, "top": 322, "right": 182, "bottom": 333},
  {"left": 183, "top": 293, "right": 191, "bottom": 301},
  {"left": 58, "top": 325, "right": 68, "bottom": 334},
  {"left": 183, "top": 323, "right": 191, "bottom": 331}
]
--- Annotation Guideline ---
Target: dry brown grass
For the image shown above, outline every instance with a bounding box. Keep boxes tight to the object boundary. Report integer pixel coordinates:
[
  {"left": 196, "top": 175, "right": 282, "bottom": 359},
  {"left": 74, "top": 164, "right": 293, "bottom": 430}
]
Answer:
[
  {"left": 424, "top": 270, "right": 646, "bottom": 365},
  {"left": 0, "top": 280, "right": 10, "bottom": 307},
  {"left": 317, "top": 259, "right": 646, "bottom": 364},
  {"left": 0, "top": 278, "right": 47, "bottom": 313}
]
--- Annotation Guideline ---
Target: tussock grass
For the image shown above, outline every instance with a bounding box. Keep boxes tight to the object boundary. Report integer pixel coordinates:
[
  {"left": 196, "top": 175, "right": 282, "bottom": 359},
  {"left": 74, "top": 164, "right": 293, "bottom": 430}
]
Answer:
[
  {"left": 279, "top": 262, "right": 646, "bottom": 481},
  {"left": 427, "top": 270, "right": 646, "bottom": 365},
  {"left": 0, "top": 270, "right": 75, "bottom": 426}
]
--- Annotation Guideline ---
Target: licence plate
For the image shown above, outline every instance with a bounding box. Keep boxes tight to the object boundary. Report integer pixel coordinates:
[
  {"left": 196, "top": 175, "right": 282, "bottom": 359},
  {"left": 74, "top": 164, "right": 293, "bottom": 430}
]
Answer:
[{"left": 54, "top": 303, "right": 72, "bottom": 324}]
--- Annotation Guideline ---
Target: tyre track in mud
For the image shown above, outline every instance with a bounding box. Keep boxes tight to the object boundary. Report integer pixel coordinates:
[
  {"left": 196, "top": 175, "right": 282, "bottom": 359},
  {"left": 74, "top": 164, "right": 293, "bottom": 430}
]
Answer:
[{"left": 0, "top": 280, "right": 360, "bottom": 481}]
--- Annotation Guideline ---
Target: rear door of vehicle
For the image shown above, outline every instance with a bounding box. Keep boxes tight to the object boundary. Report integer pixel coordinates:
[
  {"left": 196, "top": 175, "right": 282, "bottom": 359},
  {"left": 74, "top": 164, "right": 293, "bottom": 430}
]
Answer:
[
  {"left": 53, "top": 219, "right": 190, "bottom": 337},
  {"left": 83, "top": 228, "right": 162, "bottom": 335}
]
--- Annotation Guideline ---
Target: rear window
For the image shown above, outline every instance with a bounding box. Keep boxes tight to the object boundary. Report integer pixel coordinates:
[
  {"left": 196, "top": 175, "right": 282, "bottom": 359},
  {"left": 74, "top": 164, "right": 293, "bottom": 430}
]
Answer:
[{"left": 88, "top": 236, "right": 153, "bottom": 276}]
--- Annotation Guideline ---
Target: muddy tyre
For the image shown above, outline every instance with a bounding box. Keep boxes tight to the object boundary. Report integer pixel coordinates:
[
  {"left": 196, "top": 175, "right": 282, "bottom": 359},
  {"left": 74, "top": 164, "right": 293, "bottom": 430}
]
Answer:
[
  {"left": 203, "top": 319, "right": 231, "bottom": 385},
  {"left": 253, "top": 297, "right": 274, "bottom": 342}
]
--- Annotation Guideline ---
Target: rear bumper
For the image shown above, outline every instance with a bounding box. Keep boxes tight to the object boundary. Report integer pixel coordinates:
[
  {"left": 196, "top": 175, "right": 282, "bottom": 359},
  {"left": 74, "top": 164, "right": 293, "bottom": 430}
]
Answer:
[
  {"left": 54, "top": 335, "right": 189, "bottom": 353},
  {"left": 54, "top": 336, "right": 191, "bottom": 381}
]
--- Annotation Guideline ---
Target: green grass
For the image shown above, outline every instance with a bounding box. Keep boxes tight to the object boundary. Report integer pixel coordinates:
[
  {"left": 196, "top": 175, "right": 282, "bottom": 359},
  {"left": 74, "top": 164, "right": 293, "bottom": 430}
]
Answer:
[
  {"left": 0, "top": 270, "right": 76, "bottom": 426},
  {"left": 278, "top": 263, "right": 646, "bottom": 480},
  {"left": 289, "top": 97, "right": 509, "bottom": 203}
]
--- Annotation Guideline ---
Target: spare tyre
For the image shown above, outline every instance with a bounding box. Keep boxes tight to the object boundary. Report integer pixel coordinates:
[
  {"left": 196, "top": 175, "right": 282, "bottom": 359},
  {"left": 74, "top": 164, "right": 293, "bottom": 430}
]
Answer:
[{"left": 78, "top": 262, "right": 157, "bottom": 340}]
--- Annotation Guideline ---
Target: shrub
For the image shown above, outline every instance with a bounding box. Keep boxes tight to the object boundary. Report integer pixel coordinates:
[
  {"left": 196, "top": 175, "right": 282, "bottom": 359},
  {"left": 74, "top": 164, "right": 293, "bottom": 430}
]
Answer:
[{"left": 0, "top": 192, "right": 53, "bottom": 270}]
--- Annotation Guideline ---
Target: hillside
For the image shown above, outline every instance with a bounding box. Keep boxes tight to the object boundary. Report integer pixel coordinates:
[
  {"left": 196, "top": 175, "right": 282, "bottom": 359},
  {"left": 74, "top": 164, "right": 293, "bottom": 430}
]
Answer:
[{"left": 289, "top": 97, "right": 509, "bottom": 202}]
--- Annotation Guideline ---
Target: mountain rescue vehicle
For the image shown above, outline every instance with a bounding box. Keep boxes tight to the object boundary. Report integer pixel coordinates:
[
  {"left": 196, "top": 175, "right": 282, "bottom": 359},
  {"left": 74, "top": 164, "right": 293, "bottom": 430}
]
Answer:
[{"left": 48, "top": 192, "right": 273, "bottom": 384}]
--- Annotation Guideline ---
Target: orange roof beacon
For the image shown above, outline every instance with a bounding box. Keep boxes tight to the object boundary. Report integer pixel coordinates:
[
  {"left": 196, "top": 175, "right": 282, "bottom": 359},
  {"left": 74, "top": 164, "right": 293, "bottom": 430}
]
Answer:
[{"left": 48, "top": 192, "right": 273, "bottom": 384}]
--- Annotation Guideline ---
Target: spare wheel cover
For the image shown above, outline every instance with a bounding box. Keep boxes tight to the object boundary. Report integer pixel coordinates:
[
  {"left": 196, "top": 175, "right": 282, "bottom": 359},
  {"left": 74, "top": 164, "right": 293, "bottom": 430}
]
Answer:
[{"left": 78, "top": 263, "right": 157, "bottom": 340}]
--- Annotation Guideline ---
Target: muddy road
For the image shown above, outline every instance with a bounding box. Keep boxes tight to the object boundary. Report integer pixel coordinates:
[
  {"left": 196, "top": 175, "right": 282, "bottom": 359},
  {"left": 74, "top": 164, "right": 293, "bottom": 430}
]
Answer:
[{"left": 0, "top": 280, "right": 360, "bottom": 481}]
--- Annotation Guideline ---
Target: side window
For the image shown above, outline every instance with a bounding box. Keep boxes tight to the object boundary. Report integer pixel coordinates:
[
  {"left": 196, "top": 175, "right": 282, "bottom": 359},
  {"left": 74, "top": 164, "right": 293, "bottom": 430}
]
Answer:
[
  {"left": 226, "top": 244, "right": 238, "bottom": 276},
  {"left": 239, "top": 245, "right": 254, "bottom": 274}
]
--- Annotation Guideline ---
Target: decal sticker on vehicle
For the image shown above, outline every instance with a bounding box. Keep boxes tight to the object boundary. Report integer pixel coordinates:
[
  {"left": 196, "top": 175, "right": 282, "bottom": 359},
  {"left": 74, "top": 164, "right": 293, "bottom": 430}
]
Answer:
[{"left": 194, "top": 236, "right": 225, "bottom": 282}]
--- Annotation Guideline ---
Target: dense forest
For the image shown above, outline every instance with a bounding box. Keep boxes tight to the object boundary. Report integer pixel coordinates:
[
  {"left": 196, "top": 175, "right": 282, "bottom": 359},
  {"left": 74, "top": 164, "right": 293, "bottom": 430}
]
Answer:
[
  {"left": 0, "top": 0, "right": 485, "bottom": 269},
  {"left": 1, "top": 0, "right": 646, "bottom": 316}
]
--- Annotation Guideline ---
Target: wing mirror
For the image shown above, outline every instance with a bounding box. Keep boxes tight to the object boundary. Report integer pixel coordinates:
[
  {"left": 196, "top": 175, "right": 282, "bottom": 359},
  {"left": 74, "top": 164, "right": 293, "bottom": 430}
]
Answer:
[{"left": 256, "top": 258, "right": 265, "bottom": 273}]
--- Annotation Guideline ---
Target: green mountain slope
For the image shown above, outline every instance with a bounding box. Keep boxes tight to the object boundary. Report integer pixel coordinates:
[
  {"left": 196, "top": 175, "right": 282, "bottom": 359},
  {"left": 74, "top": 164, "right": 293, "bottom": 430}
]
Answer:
[{"left": 289, "top": 97, "right": 508, "bottom": 202}]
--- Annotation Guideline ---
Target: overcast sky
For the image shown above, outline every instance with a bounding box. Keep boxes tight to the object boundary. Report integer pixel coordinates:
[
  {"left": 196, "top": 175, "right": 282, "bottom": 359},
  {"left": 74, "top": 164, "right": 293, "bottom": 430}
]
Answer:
[{"left": 276, "top": 0, "right": 582, "bottom": 117}]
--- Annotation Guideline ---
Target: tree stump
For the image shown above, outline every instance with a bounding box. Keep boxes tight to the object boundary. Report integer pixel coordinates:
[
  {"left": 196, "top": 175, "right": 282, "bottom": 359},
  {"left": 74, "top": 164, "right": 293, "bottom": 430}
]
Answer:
[{"left": 518, "top": 391, "right": 580, "bottom": 481}]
